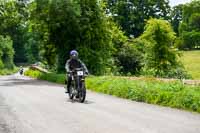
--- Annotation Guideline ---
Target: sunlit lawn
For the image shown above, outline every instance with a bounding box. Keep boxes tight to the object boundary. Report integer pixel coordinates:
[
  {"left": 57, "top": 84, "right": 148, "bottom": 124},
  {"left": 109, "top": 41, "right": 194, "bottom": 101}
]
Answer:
[{"left": 181, "top": 50, "right": 200, "bottom": 79}]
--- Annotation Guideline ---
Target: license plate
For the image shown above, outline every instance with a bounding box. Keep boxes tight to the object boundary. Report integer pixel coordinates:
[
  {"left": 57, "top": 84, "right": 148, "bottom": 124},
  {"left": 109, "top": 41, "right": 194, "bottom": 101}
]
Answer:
[{"left": 77, "top": 71, "right": 83, "bottom": 76}]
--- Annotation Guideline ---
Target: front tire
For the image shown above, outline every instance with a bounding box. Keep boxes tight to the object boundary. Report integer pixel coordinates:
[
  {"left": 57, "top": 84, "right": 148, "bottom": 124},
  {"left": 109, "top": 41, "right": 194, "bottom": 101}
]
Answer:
[
  {"left": 78, "top": 83, "right": 86, "bottom": 103},
  {"left": 68, "top": 85, "right": 74, "bottom": 100}
]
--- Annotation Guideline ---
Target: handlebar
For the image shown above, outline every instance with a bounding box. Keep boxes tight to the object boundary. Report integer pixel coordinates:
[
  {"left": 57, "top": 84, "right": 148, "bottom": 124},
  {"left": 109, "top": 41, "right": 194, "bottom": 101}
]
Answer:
[{"left": 67, "top": 68, "right": 89, "bottom": 76}]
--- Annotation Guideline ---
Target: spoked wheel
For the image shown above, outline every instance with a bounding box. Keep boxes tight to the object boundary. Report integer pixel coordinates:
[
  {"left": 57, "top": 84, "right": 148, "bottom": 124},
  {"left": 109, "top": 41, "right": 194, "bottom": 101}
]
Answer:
[
  {"left": 78, "top": 85, "right": 86, "bottom": 103},
  {"left": 68, "top": 85, "right": 74, "bottom": 100}
]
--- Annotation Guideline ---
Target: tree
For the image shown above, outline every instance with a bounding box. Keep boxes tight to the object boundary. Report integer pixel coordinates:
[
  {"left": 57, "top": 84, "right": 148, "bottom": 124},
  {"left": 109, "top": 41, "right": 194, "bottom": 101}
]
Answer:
[
  {"left": 30, "top": 0, "right": 120, "bottom": 75},
  {"left": 104, "top": 0, "right": 171, "bottom": 37},
  {"left": 170, "top": 4, "right": 183, "bottom": 35},
  {"left": 24, "top": 32, "right": 41, "bottom": 63},
  {"left": 0, "top": 0, "right": 29, "bottom": 63},
  {"left": 189, "top": 13, "right": 200, "bottom": 31},
  {"left": 78, "top": 0, "right": 115, "bottom": 75},
  {"left": 0, "top": 36, "right": 15, "bottom": 69},
  {"left": 48, "top": 0, "right": 80, "bottom": 72},
  {"left": 179, "top": 0, "right": 200, "bottom": 49},
  {"left": 181, "top": 31, "right": 200, "bottom": 49},
  {"left": 28, "top": 0, "right": 53, "bottom": 65},
  {"left": 141, "top": 18, "right": 183, "bottom": 77}
]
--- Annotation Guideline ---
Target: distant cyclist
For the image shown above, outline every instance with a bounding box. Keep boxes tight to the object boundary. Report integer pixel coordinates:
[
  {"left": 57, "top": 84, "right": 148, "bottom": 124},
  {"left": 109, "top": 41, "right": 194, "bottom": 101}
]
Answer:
[
  {"left": 19, "top": 66, "right": 24, "bottom": 75},
  {"left": 64, "top": 50, "right": 89, "bottom": 93}
]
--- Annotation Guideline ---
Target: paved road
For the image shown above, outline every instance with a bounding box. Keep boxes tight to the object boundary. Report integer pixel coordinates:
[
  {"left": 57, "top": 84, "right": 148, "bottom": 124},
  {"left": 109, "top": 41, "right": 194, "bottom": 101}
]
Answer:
[{"left": 0, "top": 74, "right": 200, "bottom": 133}]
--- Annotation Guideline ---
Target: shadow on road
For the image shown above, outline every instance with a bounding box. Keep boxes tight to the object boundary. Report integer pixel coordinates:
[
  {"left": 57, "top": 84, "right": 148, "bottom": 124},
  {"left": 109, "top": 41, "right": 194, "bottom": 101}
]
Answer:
[{"left": 66, "top": 99, "right": 95, "bottom": 104}]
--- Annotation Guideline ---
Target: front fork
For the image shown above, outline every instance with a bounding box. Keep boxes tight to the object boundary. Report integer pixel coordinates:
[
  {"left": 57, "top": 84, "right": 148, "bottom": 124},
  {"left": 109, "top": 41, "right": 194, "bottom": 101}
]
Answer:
[
  {"left": 72, "top": 75, "right": 84, "bottom": 95},
  {"left": 76, "top": 76, "right": 85, "bottom": 92},
  {"left": 76, "top": 76, "right": 81, "bottom": 92},
  {"left": 70, "top": 76, "right": 80, "bottom": 96}
]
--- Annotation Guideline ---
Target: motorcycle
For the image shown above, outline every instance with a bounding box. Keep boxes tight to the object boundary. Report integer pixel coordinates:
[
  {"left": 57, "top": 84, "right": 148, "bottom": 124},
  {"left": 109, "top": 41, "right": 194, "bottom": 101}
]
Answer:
[
  {"left": 68, "top": 68, "right": 87, "bottom": 103},
  {"left": 19, "top": 68, "right": 24, "bottom": 75}
]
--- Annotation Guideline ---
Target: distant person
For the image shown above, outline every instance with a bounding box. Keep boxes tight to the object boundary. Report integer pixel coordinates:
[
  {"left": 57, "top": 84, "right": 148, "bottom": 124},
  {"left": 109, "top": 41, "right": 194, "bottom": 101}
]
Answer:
[
  {"left": 19, "top": 66, "right": 24, "bottom": 75},
  {"left": 64, "top": 50, "right": 89, "bottom": 93}
]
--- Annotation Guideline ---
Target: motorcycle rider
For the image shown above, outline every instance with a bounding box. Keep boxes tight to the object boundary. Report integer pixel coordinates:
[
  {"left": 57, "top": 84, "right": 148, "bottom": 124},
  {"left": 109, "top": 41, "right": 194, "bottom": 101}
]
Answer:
[
  {"left": 19, "top": 66, "right": 24, "bottom": 75},
  {"left": 65, "top": 50, "right": 89, "bottom": 93}
]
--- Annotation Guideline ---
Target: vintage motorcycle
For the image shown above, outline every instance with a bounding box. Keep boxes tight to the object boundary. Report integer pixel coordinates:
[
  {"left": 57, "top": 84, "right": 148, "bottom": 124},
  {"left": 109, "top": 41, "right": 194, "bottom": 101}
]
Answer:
[
  {"left": 19, "top": 68, "right": 24, "bottom": 75},
  {"left": 68, "top": 68, "right": 87, "bottom": 103}
]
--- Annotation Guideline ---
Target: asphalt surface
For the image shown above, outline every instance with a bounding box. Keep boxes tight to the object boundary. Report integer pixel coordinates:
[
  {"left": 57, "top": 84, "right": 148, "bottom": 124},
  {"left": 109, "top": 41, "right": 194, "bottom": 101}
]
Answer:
[{"left": 0, "top": 74, "right": 200, "bottom": 133}]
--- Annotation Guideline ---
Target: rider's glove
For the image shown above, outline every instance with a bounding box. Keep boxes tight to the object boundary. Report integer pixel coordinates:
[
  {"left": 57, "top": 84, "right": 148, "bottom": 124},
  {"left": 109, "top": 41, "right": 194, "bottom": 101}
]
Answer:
[
  {"left": 85, "top": 71, "right": 89, "bottom": 76},
  {"left": 67, "top": 71, "right": 72, "bottom": 76}
]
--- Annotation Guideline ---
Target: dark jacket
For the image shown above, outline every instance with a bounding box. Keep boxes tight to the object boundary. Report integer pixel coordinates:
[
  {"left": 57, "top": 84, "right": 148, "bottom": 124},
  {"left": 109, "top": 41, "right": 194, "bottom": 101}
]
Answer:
[{"left": 65, "top": 58, "right": 88, "bottom": 73}]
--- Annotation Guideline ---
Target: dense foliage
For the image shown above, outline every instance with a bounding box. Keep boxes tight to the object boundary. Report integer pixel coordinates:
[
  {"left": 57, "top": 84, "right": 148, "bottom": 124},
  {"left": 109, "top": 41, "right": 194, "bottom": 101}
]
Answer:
[
  {"left": 116, "top": 39, "right": 146, "bottom": 75},
  {"left": 104, "top": 0, "right": 171, "bottom": 37},
  {"left": 0, "top": 36, "right": 15, "bottom": 69},
  {"left": 27, "top": 0, "right": 125, "bottom": 74},
  {"left": 141, "top": 19, "right": 178, "bottom": 76},
  {"left": 170, "top": 4, "right": 183, "bottom": 35},
  {"left": 0, "top": 0, "right": 28, "bottom": 63},
  {"left": 178, "top": 0, "right": 200, "bottom": 49},
  {"left": 0, "top": 0, "right": 199, "bottom": 78}
]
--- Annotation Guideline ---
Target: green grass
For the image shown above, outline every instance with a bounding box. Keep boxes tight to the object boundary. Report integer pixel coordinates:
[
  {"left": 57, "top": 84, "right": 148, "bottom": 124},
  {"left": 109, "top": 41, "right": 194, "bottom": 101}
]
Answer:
[
  {"left": 25, "top": 69, "right": 200, "bottom": 113},
  {"left": 25, "top": 69, "right": 65, "bottom": 84},
  {"left": 181, "top": 50, "right": 200, "bottom": 79},
  {"left": 87, "top": 76, "right": 200, "bottom": 113},
  {"left": 0, "top": 67, "right": 19, "bottom": 75}
]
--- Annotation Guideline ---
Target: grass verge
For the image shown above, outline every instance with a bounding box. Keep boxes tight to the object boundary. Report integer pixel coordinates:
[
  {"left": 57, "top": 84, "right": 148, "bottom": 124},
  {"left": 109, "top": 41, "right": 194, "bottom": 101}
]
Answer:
[
  {"left": 181, "top": 50, "right": 200, "bottom": 79},
  {"left": 0, "top": 68, "right": 19, "bottom": 75},
  {"left": 25, "top": 69, "right": 200, "bottom": 113}
]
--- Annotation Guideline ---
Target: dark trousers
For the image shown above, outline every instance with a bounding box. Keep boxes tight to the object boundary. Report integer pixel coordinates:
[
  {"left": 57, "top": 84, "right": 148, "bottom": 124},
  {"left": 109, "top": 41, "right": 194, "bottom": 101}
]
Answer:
[{"left": 66, "top": 76, "right": 72, "bottom": 91}]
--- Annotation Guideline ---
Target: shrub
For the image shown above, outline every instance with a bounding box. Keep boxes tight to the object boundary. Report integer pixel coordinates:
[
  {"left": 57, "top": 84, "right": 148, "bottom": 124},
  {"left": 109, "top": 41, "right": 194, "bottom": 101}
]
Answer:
[
  {"left": 116, "top": 39, "right": 146, "bottom": 75},
  {"left": 175, "top": 37, "right": 186, "bottom": 50},
  {"left": 182, "top": 31, "right": 200, "bottom": 49},
  {"left": 25, "top": 69, "right": 65, "bottom": 84}
]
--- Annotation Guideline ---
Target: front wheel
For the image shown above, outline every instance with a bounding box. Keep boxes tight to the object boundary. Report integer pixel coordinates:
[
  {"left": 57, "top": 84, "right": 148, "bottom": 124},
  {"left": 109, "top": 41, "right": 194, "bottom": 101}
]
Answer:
[
  {"left": 68, "top": 85, "right": 74, "bottom": 100},
  {"left": 78, "top": 83, "right": 86, "bottom": 103}
]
